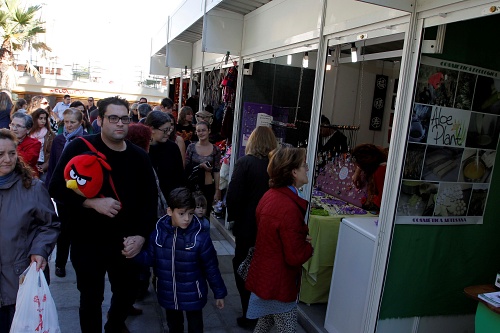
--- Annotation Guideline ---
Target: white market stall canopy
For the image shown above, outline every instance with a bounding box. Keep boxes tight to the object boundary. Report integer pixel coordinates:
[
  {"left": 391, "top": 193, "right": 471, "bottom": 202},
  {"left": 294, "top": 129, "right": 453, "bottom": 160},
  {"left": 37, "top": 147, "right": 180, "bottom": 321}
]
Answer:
[{"left": 164, "top": 0, "right": 271, "bottom": 68}]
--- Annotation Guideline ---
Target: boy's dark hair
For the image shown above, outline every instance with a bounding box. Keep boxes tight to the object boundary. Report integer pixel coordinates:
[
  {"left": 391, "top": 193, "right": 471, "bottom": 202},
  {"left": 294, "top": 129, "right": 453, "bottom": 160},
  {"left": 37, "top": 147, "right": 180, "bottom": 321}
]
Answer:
[
  {"left": 97, "top": 96, "right": 129, "bottom": 119},
  {"left": 168, "top": 187, "right": 196, "bottom": 210},
  {"left": 193, "top": 191, "right": 207, "bottom": 209}
]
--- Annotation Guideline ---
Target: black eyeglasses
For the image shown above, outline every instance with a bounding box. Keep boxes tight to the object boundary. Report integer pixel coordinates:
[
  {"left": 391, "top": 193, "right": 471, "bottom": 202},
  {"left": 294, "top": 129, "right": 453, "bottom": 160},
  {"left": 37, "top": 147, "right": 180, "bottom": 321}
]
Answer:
[
  {"left": 104, "top": 115, "right": 131, "bottom": 124},
  {"left": 156, "top": 127, "right": 172, "bottom": 134}
]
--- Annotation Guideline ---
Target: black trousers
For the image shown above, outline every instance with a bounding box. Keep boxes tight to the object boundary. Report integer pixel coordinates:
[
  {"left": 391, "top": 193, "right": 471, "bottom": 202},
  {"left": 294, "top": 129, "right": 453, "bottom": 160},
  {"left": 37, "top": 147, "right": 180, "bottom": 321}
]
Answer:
[
  {"left": 55, "top": 205, "right": 71, "bottom": 269},
  {"left": 0, "top": 304, "right": 15, "bottom": 333},
  {"left": 232, "top": 236, "right": 255, "bottom": 317},
  {"left": 71, "top": 241, "right": 139, "bottom": 333},
  {"left": 165, "top": 308, "right": 204, "bottom": 333},
  {"left": 200, "top": 183, "right": 216, "bottom": 218}
]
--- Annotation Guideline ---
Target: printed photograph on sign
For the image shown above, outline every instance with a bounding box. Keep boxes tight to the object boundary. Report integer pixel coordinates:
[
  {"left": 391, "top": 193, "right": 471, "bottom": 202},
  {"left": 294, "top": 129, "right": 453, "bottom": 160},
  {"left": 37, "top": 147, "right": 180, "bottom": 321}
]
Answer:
[
  {"left": 458, "top": 149, "right": 495, "bottom": 183},
  {"left": 465, "top": 112, "right": 500, "bottom": 150},
  {"left": 421, "top": 145, "right": 464, "bottom": 182},
  {"left": 415, "top": 64, "right": 458, "bottom": 107},
  {"left": 433, "top": 183, "right": 472, "bottom": 217},
  {"left": 409, "top": 104, "right": 432, "bottom": 143},
  {"left": 467, "top": 184, "right": 489, "bottom": 216},
  {"left": 472, "top": 76, "right": 500, "bottom": 115},
  {"left": 403, "top": 143, "right": 427, "bottom": 180},
  {"left": 397, "top": 180, "right": 438, "bottom": 216},
  {"left": 427, "top": 106, "right": 469, "bottom": 147},
  {"left": 454, "top": 71, "right": 477, "bottom": 110}
]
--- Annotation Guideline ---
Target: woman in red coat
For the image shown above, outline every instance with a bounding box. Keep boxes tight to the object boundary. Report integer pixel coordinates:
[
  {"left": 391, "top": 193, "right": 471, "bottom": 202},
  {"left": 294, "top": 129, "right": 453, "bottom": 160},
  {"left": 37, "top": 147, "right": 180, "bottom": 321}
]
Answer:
[{"left": 245, "top": 147, "right": 313, "bottom": 333}]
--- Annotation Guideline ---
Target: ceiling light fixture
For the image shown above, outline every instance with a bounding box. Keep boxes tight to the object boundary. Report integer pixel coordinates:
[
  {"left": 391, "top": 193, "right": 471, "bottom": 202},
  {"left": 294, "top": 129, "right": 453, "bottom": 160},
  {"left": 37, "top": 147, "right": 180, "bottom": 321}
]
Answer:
[
  {"left": 351, "top": 43, "right": 358, "bottom": 63},
  {"left": 287, "top": 54, "right": 292, "bottom": 65},
  {"left": 302, "top": 52, "right": 309, "bottom": 68}
]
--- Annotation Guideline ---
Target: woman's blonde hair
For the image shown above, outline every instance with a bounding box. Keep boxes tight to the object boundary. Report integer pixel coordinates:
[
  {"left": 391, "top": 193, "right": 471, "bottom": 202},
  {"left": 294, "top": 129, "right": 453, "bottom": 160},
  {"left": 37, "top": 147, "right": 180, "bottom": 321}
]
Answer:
[
  {"left": 245, "top": 126, "right": 277, "bottom": 158},
  {"left": 267, "top": 147, "right": 306, "bottom": 188}
]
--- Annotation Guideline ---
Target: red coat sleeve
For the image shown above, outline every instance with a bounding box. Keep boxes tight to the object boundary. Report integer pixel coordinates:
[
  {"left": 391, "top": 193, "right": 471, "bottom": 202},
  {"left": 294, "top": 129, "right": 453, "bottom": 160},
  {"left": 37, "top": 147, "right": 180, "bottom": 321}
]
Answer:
[
  {"left": 372, "top": 164, "right": 387, "bottom": 208},
  {"left": 18, "top": 139, "right": 41, "bottom": 175}
]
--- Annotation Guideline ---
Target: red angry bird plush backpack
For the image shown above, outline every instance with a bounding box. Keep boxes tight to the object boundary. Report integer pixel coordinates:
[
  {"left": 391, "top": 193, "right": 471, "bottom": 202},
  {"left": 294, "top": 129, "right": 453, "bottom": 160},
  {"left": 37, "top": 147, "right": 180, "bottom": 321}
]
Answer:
[{"left": 63, "top": 137, "right": 120, "bottom": 201}]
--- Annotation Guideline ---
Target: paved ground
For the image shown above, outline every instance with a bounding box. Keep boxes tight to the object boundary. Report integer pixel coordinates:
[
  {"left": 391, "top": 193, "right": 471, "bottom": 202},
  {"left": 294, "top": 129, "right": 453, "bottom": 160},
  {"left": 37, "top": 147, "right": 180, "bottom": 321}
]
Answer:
[{"left": 48, "top": 221, "right": 307, "bottom": 332}]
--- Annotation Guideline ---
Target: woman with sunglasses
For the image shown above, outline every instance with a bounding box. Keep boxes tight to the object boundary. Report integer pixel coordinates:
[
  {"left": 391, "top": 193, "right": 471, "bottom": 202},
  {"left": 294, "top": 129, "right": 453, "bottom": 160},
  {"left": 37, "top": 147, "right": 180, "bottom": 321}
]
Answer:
[{"left": 144, "top": 111, "right": 185, "bottom": 197}]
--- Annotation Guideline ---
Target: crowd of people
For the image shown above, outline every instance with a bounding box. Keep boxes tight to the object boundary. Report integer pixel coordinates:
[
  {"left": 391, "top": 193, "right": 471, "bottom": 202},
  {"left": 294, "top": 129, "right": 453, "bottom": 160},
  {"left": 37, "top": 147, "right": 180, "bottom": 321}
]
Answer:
[{"left": 0, "top": 92, "right": 368, "bottom": 333}]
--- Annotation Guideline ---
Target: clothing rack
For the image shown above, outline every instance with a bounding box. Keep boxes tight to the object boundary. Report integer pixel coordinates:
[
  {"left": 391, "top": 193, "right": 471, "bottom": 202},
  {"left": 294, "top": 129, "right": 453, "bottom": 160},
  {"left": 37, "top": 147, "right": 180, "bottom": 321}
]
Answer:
[{"left": 296, "top": 120, "right": 360, "bottom": 149}]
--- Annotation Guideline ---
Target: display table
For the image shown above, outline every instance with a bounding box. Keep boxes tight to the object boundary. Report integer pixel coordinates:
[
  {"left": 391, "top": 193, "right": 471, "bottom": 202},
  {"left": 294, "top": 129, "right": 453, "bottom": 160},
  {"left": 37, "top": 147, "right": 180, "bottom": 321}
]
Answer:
[
  {"left": 300, "top": 214, "right": 343, "bottom": 304},
  {"left": 464, "top": 285, "right": 500, "bottom": 332},
  {"left": 299, "top": 191, "right": 376, "bottom": 304}
]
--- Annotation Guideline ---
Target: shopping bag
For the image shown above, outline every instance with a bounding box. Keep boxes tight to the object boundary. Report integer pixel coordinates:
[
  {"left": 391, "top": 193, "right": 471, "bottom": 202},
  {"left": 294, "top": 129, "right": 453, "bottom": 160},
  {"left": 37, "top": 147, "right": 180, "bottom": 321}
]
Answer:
[{"left": 10, "top": 262, "right": 61, "bottom": 333}]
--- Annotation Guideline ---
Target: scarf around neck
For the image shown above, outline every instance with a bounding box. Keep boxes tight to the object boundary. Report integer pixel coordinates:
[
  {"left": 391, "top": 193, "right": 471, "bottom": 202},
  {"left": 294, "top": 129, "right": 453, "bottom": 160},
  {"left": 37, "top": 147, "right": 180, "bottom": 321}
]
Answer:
[
  {"left": 0, "top": 171, "right": 15, "bottom": 187},
  {"left": 30, "top": 127, "right": 48, "bottom": 143},
  {"left": 63, "top": 126, "right": 84, "bottom": 149}
]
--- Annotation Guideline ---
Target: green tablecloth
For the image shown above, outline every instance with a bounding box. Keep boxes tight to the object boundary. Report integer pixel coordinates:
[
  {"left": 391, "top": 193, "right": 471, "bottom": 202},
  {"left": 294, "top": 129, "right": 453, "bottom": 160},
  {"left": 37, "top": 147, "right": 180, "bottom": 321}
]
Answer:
[
  {"left": 300, "top": 215, "right": 343, "bottom": 304},
  {"left": 300, "top": 212, "right": 377, "bottom": 304},
  {"left": 476, "top": 302, "right": 500, "bottom": 332}
]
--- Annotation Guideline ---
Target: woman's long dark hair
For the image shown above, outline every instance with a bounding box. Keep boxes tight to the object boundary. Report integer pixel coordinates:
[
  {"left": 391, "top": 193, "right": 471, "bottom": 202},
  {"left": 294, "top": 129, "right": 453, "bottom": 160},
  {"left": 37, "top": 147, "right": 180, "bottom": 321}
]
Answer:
[
  {"left": 0, "top": 129, "right": 34, "bottom": 188},
  {"left": 30, "top": 108, "right": 52, "bottom": 134}
]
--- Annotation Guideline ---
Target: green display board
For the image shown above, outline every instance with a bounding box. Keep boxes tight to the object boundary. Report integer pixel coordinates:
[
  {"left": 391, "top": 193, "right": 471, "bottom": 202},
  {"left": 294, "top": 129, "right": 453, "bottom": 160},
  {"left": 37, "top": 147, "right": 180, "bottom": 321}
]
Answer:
[{"left": 380, "top": 14, "right": 500, "bottom": 319}]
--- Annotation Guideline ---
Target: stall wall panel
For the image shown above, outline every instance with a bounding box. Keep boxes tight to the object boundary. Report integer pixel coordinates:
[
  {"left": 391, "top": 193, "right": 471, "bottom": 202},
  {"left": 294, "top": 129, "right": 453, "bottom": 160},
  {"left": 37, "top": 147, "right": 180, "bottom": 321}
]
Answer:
[
  {"left": 380, "top": 14, "right": 500, "bottom": 319},
  {"left": 167, "top": 40, "right": 193, "bottom": 69},
  {"left": 192, "top": 39, "right": 203, "bottom": 70},
  {"left": 169, "top": 0, "right": 204, "bottom": 42},
  {"left": 324, "top": 0, "right": 407, "bottom": 35},
  {"left": 202, "top": 52, "right": 227, "bottom": 68},
  {"left": 150, "top": 55, "right": 168, "bottom": 75},
  {"left": 204, "top": 9, "right": 244, "bottom": 55},
  {"left": 242, "top": 0, "right": 322, "bottom": 56},
  {"left": 328, "top": 61, "right": 395, "bottom": 149}
]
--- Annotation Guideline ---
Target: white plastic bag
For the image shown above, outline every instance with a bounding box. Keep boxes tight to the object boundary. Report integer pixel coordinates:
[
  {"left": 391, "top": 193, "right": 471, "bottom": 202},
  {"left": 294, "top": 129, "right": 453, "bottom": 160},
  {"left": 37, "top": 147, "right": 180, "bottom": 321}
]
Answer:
[{"left": 9, "top": 262, "right": 61, "bottom": 333}]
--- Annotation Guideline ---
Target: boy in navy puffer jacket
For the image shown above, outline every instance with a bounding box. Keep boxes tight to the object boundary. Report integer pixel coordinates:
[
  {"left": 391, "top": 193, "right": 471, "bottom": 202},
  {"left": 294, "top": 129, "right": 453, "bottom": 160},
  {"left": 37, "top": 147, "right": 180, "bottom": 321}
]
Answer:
[{"left": 136, "top": 187, "right": 227, "bottom": 333}]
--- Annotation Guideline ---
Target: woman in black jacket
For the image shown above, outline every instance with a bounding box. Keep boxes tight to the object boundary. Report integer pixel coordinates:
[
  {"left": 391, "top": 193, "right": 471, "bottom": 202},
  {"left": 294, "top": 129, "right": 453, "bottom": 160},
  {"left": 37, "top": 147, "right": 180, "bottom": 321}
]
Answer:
[
  {"left": 144, "top": 111, "right": 186, "bottom": 196},
  {"left": 226, "top": 126, "right": 277, "bottom": 328}
]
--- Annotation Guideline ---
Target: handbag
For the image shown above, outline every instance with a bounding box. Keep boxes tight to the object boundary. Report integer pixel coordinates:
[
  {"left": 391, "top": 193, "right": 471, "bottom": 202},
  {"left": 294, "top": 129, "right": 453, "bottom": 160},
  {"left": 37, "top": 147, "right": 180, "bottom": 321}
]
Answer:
[
  {"left": 10, "top": 262, "right": 61, "bottom": 333},
  {"left": 153, "top": 169, "right": 167, "bottom": 218},
  {"left": 187, "top": 164, "right": 204, "bottom": 192},
  {"left": 237, "top": 247, "right": 255, "bottom": 281}
]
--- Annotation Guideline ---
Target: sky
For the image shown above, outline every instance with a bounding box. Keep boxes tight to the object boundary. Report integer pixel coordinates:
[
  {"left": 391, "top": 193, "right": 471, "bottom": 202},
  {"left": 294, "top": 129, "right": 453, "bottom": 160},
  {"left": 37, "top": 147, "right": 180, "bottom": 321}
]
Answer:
[{"left": 30, "top": 0, "right": 184, "bottom": 82}]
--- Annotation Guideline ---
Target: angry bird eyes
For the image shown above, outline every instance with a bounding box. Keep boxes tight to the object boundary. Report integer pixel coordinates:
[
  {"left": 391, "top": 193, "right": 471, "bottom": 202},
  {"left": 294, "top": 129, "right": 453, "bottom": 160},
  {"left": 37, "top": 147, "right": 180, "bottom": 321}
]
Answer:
[{"left": 69, "top": 169, "right": 88, "bottom": 186}]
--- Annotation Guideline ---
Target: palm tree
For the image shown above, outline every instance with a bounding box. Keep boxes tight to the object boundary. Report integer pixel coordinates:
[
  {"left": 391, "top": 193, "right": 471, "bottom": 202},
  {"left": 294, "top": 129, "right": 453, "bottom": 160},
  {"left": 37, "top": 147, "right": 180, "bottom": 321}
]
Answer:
[{"left": 0, "top": 0, "right": 50, "bottom": 92}]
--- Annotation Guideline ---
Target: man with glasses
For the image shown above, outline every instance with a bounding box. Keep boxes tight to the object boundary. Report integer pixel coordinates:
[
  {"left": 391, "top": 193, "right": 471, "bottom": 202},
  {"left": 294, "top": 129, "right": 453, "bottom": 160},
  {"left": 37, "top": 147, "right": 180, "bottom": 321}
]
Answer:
[
  {"left": 52, "top": 94, "right": 71, "bottom": 122},
  {"left": 88, "top": 97, "right": 98, "bottom": 122},
  {"left": 10, "top": 112, "right": 41, "bottom": 175},
  {"left": 49, "top": 96, "right": 157, "bottom": 333}
]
